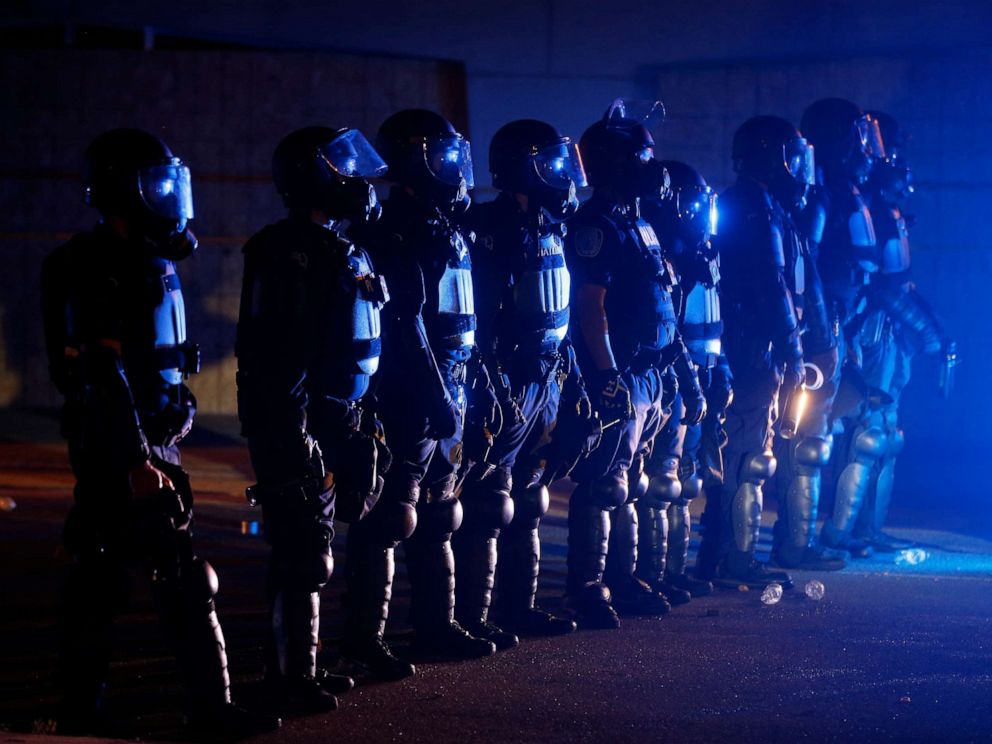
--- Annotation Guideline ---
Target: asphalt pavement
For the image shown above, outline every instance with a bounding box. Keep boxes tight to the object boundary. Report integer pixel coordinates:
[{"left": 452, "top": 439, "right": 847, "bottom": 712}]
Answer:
[{"left": 1, "top": 410, "right": 990, "bottom": 743}]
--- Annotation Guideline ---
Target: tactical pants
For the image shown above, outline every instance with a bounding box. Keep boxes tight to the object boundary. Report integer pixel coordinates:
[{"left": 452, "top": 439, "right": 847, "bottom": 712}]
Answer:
[
  {"left": 344, "top": 381, "right": 466, "bottom": 641},
  {"left": 456, "top": 359, "right": 560, "bottom": 625},
  {"left": 58, "top": 445, "right": 230, "bottom": 727},
  {"left": 567, "top": 367, "right": 665, "bottom": 595}
]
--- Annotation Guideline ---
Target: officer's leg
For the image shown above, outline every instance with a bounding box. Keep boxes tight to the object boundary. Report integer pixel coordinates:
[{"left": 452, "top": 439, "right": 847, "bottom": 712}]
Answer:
[
  {"left": 821, "top": 409, "right": 887, "bottom": 557},
  {"left": 342, "top": 478, "right": 417, "bottom": 679},
  {"left": 145, "top": 460, "right": 279, "bottom": 734},
  {"left": 259, "top": 473, "right": 339, "bottom": 711},
  {"left": 772, "top": 367, "right": 847, "bottom": 571},
  {"left": 452, "top": 462, "right": 517, "bottom": 649},
  {"left": 664, "top": 420, "right": 713, "bottom": 597},
  {"left": 495, "top": 379, "right": 576, "bottom": 636},
  {"left": 638, "top": 396, "right": 688, "bottom": 604},
  {"left": 854, "top": 341, "right": 914, "bottom": 551},
  {"left": 717, "top": 367, "right": 792, "bottom": 588},
  {"left": 695, "top": 367, "right": 732, "bottom": 579},
  {"left": 57, "top": 502, "right": 130, "bottom": 735},
  {"left": 604, "top": 369, "right": 670, "bottom": 617},
  {"left": 406, "top": 413, "right": 496, "bottom": 659}
]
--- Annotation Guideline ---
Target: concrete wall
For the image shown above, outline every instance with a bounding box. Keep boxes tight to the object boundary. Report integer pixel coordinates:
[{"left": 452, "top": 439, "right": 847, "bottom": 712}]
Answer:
[{"left": 0, "top": 48, "right": 466, "bottom": 412}]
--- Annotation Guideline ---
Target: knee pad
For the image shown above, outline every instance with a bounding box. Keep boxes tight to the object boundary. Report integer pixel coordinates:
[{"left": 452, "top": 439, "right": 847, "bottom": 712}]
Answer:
[
  {"left": 417, "top": 497, "right": 464, "bottom": 539},
  {"left": 282, "top": 550, "right": 334, "bottom": 592},
  {"left": 794, "top": 436, "right": 833, "bottom": 467},
  {"left": 182, "top": 557, "right": 219, "bottom": 602},
  {"left": 742, "top": 451, "right": 776, "bottom": 483},
  {"left": 629, "top": 467, "right": 649, "bottom": 503},
  {"left": 888, "top": 427, "right": 905, "bottom": 457},
  {"left": 645, "top": 471, "right": 682, "bottom": 508},
  {"left": 461, "top": 478, "right": 514, "bottom": 533},
  {"left": 354, "top": 498, "right": 417, "bottom": 547},
  {"left": 853, "top": 427, "right": 888, "bottom": 460},
  {"left": 587, "top": 470, "right": 628, "bottom": 510},
  {"left": 680, "top": 472, "right": 704, "bottom": 502},
  {"left": 513, "top": 483, "right": 550, "bottom": 522}
]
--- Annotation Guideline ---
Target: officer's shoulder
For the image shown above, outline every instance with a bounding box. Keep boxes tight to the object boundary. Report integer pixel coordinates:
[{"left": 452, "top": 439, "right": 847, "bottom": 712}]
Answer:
[{"left": 568, "top": 208, "right": 620, "bottom": 259}]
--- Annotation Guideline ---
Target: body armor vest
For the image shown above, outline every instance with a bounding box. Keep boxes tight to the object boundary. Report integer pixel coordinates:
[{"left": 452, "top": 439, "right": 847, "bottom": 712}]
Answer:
[
  {"left": 682, "top": 272, "right": 722, "bottom": 364},
  {"left": 608, "top": 216, "right": 678, "bottom": 366},
  {"left": 311, "top": 240, "right": 386, "bottom": 401},
  {"left": 433, "top": 227, "right": 477, "bottom": 354},
  {"left": 511, "top": 230, "right": 570, "bottom": 355},
  {"left": 146, "top": 258, "right": 193, "bottom": 386}
]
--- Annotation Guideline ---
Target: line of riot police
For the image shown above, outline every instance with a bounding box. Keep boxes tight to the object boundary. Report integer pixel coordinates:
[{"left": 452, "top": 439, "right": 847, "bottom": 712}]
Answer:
[{"left": 42, "top": 95, "right": 953, "bottom": 737}]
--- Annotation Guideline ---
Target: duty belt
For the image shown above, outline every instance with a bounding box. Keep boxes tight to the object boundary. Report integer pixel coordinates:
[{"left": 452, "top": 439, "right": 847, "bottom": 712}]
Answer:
[{"left": 152, "top": 342, "right": 201, "bottom": 376}]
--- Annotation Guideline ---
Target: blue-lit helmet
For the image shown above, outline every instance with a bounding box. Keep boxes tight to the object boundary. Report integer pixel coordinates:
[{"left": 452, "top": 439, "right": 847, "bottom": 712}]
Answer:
[
  {"left": 273, "top": 126, "right": 387, "bottom": 222},
  {"left": 865, "top": 110, "right": 914, "bottom": 205},
  {"left": 580, "top": 99, "right": 664, "bottom": 199},
  {"left": 489, "top": 118, "right": 587, "bottom": 222},
  {"left": 732, "top": 115, "right": 815, "bottom": 208},
  {"left": 375, "top": 109, "right": 474, "bottom": 210},
  {"left": 84, "top": 129, "right": 196, "bottom": 251},
  {"left": 801, "top": 98, "right": 881, "bottom": 184}
]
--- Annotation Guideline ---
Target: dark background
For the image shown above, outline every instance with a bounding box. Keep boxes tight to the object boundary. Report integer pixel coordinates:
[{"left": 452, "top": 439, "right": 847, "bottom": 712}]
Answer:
[{"left": 1, "top": 0, "right": 989, "bottom": 526}]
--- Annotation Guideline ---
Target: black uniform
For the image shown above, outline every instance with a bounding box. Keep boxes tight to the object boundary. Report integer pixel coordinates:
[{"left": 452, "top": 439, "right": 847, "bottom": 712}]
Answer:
[
  {"left": 566, "top": 191, "right": 687, "bottom": 622},
  {"left": 43, "top": 224, "right": 237, "bottom": 732},
  {"left": 455, "top": 192, "right": 576, "bottom": 638},
  {"left": 717, "top": 176, "right": 804, "bottom": 584},
  {"left": 236, "top": 216, "right": 385, "bottom": 698},
  {"left": 345, "top": 186, "right": 497, "bottom": 657}
]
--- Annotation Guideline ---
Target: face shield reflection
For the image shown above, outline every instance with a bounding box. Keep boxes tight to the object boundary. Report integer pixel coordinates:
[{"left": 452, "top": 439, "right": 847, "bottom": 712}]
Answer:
[
  {"left": 863, "top": 116, "right": 887, "bottom": 159},
  {"left": 784, "top": 138, "right": 816, "bottom": 186},
  {"left": 426, "top": 135, "right": 474, "bottom": 189},
  {"left": 138, "top": 160, "right": 194, "bottom": 222},
  {"left": 676, "top": 185, "right": 718, "bottom": 238},
  {"left": 535, "top": 141, "right": 587, "bottom": 190},
  {"left": 319, "top": 129, "right": 388, "bottom": 178}
]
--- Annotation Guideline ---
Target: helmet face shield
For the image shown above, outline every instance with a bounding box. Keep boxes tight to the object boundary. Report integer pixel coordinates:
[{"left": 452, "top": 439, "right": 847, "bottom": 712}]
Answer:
[
  {"left": 676, "top": 185, "right": 719, "bottom": 238},
  {"left": 863, "top": 116, "right": 886, "bottom": 159},
  {"left": 534, "top": 141, "right": 588, "bottom": 190},
  {"left": 605, "top": 98, "right": 666, "bottom": 129},
  {"left": 426, "top": 135, "right": 474, "bottom": 189},
  {"left": 138, "top": 159, "right": 194, "bottom": 224},
  {"left": 319, "top": 129, "right": 388, "bottom": 179},
  {"left": 784, "top": 138, "right": 815, "bottom": 186}
]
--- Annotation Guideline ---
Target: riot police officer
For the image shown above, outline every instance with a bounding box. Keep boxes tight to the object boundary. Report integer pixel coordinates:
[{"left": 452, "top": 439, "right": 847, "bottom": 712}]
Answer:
[
  {"left": 852, "top": 111, "right": 954, "bottom": 550},
  {"left": 454, "top": 119, "right": 588, "bottom": 641},
  {"left": 343, "top": 109, "right": 497, "bottom": 665},
  {"left": 565, "top": 100, "right": 702, "bottom": 628},
  {"left": 42, "top": 129, "right": 279, "bottom": 737},
  {"left": 715, "top": 116, "right": 819, "bottom": 587},
  {"left": 799, "top": 98, "right": 885, "bottom": 558},
  {"left": 236, "top": 126, "right": 390, "bottom": 707},
  {"left": 638, "top": 160, "right": 728, "bottom": 600}
]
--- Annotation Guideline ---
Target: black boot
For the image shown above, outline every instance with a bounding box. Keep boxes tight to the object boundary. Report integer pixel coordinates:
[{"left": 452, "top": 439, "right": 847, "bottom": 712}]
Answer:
[
  {"left": 340, "top": 541, "right": 415, "bottom": 681},
  {"left": 265, "top": 590, "right": 338, "bottom": 713},
  {"left": 407, "top": 535, "right": 495, "bottom": 659},
  {"left": 606, "top": 503, "right": 671, "bottom": 617},
  {"left": 453, "top": 530, "right": 519, "bottom": 650},
  {"left": 565, "top": 495, "right": 619, "bottom": 630},
  {"left": 496, "top": 524, "right": 575, "bottom": 636},
  {"left": 716, "top": 549, "right": 794, "bottom": 589}
]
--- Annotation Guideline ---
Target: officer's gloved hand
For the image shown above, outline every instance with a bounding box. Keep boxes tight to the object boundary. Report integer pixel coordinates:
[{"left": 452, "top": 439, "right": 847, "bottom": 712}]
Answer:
[
  {"left": 706, "top": 359, "right": 734, "bottom": 413},
  {"left": 426, "top": 395, "right": 460, "bottom": 441},
  {"left": 681, "top": 385, "right": 707, "bottom": 426},
  {"left": 494, "top": 371, "right": 526, "bottom": 427},
  {"left": 805, "top": 346, "right": 839, "bottom": 389},
  {"left": 588, "top": 367, "right": 633, "bottom": 424}
]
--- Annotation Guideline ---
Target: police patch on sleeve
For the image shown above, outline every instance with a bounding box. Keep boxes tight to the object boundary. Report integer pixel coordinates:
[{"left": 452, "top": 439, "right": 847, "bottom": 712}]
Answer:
[{"left": 575, "top": 227, "right": 604, "bottom": 258}]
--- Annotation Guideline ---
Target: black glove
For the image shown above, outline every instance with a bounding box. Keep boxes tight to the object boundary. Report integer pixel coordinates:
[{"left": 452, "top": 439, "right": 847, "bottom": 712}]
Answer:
[
  {"left": 426, "top": 395, "right": 460, "bottom": 441},
  {"left": 672, "top": 353, "right": 707, "bottom": 426},
  {"left": 588, "top": 367, "right": 632, "bottom": 423},
  {"left": 494, "top": 371, "right": 526, "bottom": 427}
]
